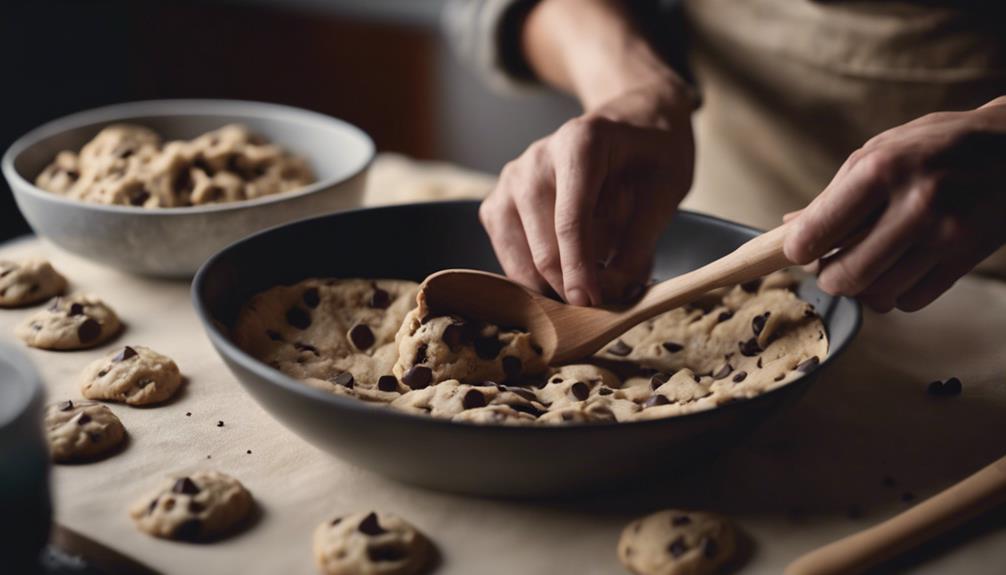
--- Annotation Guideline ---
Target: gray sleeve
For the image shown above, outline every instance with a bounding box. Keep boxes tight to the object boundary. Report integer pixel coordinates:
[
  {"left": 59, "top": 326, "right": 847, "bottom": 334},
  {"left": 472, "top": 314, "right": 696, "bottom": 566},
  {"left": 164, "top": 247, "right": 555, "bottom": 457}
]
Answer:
[{"left": 442, "top": 0, "right": 542, "bottom": 94}]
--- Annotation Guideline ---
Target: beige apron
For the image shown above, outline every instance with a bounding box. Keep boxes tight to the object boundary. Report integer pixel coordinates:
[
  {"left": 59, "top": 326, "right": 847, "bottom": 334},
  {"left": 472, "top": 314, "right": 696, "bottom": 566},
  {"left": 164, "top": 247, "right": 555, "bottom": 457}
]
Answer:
[{"left": 679, "top": 0, "right": 1006, "bottom": 274}]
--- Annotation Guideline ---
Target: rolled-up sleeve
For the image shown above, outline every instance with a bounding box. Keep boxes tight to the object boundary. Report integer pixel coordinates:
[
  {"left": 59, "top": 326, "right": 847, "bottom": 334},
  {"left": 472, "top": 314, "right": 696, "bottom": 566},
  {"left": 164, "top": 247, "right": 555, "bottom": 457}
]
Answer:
[{"left": 442, "top": 0, "right": 542, "bottom": 93}]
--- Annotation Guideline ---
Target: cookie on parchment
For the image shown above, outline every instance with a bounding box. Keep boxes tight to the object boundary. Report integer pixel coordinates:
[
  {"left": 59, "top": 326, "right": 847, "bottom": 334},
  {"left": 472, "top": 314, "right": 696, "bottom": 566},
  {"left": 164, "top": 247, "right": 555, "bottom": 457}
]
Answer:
[
  {"left": 44, "top": 399, "right": 126, "bottom": 462},
  {"left": 0, "top": 259, "right": 67, "bottom": 307},
  {"left": 618, "top": 509, "right": 737, "bottom": 575},
  {"left": 314, "top": 511, "right": 432, "bottom": 575},
  {"left": 81, "top": 345, "right": 182, "bottom": 405},
  {"left": 16, "top": 294, "right": 121, "bottom": 350},
  {"left": 129, "top": 471, "right": 253, "bottom": 541}
]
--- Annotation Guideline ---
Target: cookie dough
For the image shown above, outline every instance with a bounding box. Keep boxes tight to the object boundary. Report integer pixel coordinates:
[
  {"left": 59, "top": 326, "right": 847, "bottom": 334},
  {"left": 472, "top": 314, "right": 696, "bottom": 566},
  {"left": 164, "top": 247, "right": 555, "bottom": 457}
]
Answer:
[
  {"left": 44, "top": 400, "right": 126, "bottom": 462},
  {"left": 15, "top": 295, "right": 121, "bottom": 350},
  {"left": 313, "top": 511, "right": 432, "bottom": 575},
  {"left": 81, "top": 345, "right": 183, "bottom": 405},
  {"left": 236, "top": 271, "right": 829, "bottom": 425},
  {"left": 35, "top": 123, "right": 314, "bottom": 207},
  {"left": 618, "top": 509, "right": 737, "bottom": 575},
  {"left": 0, "top": 259, "right": 67, "bottom": 307},
  {"left": 129, "top": 471, "right": 253, "bottom": 541}
]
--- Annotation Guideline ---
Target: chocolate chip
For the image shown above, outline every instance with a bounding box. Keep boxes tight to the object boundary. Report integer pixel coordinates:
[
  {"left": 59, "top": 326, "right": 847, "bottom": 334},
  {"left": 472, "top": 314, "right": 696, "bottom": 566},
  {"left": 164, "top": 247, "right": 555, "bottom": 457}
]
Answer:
[
  {"left": 186, "top": 412, "right": 191, "bottom": 417},
  {"left": 732, "top": 371, "right": 748, "bottom": 383},
  {"left": 67, "top": 302, "right": 85, "bottom": 316},
  {"left": 650, "top": 372, "right": 672, "bottom": 390},
  {"left": 246, "top": 450, "right": 252, "bottom": 455},
  {"left": 358, "top": 512, "right": 387, "bottom": 536},
  {"left": 607, "top": 339, "right": 632, "bottom": 357},
  {"left": 671, "top": 515, "right": 691, "bottom": 526},
  {"left": 713, "top": 364, "right": 733, "bottom": 380},
  {"left": 667, "top": 536, "right": 688, "bottom": 557},
  {"left": 717, "top": 310, "right": 734, "bottom": 323},
  {"left": 266, "top": 330, "right": 283, "bottom": 342},
  {"left": 701, "top": 536, "right": 719, "bottom": 558},
  {"left": 147, "top": 497, "right": 159, "bottom": 515},
  {"left": 370, "top": 286, "right": 391, "bottom": 309},
  {"left": 564, "top": 381, "right": 588, "bottom": 401},
  {"left": 474, "top": 336, "right": 503, "bottom": 360},
  {"left": 285, "top": 306, "right": 311, "bottom": 329},
  {"left": 402, "top": 366, "right": 432, "bottom": 389},
  {"left": 367, "top": 544, "right": 407, "bottom": 562},
  {"left": 173, "top": 519, "right": 202, "bottom": 540},
  {"left": 752, "top": 312, "right": 771, "bottom": 336},
  {"left": 113, "top": 346, "right": 137, "bottom": 362},
  {"left": 796, "top": 356, "right": 820, "bottom": 373},
  {"left": 129, "top": 188, "right": 150, "bottom": 206},
  {"left": 643, "top": 394, "right": 670, "bottom": 408},
  {"left": 172, "top": 477, "right": 200, "bottom": 495},
  {"left": 502, "top": 356, "right": 522, "bottom": 380},
  {"left": 530, "top": 343, "right": 543, "bottom": 355},
  {"left": 349, "top": 324, "right": 375, "bottom": 350},
  {"left": 462, "top": 389, "right": 487, "bottom": 409},
  {"left": 302, "top": 287, "right": 320, "bottom": 309},
  {"left": 741, "top": 278, "right": 762, "bottom": 293},
  {"left": 77, "top": 413, "right": 92, "bottom": 425},
  {"left": 411, "top": 344, "right": 428, "bottom": 366},
  {"left": 662, "top": 341, "right": 683, "bottom": 353},
  {"left": 58, "top": 400, "right": 73, "bottom": 412},
  {"left": 598, "top": 387, "right": 614, "bottom": 396},
  {"left": 332, "top": 372, "right": 354, "bottom": 388},
  {"left": 739, "top": 337, "right": 761, "bottom": 357},
  {"left": 757, "top": 357, "right": 763, "bottom": 369},
  {"left": 76, "top": 318, "right": 101, "bottom": 344},
  {"left": 97, "top": 369, "right": 109, "bottom": 378},
  {"left": 294, "top": 342, "right": 319, "bottom": 355},
  {"left": 509, "top": 402, "right": 544, "bottom": 418},
  {"left": 377, "top": 375, "right": 398, "bottom": 392},
  {"left": 330, "top": 517, "right": 343, "bottom": 526},
  {"left": 774, "top": 374, "right": 785, "bottom": 382},
  {"left": 442, "top": 322, "right": 470, "bottom": 351},
  {"left": 217, "top": 421, "right": 224, "bottom": 427}
]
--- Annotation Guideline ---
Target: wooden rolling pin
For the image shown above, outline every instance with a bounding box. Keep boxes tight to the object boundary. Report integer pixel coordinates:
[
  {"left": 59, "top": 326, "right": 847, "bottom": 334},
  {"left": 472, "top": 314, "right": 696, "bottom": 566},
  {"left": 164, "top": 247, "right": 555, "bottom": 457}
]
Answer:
[{"left": 785, "top": 454, "right": 1006, "bottom": 575}]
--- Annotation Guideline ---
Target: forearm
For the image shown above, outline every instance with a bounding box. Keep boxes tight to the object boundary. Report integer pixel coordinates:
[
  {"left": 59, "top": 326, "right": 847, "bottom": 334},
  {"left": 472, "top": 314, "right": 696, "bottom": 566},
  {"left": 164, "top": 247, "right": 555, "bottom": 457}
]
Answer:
[{"left": 522, "top": 0, "right": 689, "bottom": 110}]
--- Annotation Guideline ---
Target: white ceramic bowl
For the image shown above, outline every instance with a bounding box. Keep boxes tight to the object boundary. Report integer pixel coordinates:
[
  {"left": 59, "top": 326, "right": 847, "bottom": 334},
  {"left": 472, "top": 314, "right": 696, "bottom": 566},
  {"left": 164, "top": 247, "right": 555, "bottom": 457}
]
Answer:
[{"left": 2, "top": 100, "right": 375, "bottom": 277}]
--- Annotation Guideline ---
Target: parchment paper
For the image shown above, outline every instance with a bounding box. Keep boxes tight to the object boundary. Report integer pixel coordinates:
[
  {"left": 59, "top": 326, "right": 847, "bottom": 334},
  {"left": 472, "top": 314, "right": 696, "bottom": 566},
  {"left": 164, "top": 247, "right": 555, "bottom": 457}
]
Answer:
[{"left": 1, "top": 155, "right": 1003, "bottom": 574}]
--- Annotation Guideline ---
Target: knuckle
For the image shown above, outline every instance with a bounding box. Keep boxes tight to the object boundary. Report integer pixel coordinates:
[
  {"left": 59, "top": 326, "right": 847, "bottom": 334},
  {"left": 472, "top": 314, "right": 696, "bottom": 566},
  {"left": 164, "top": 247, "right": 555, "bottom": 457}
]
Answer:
[
  {"left": 857, "top": 150, "right": 898, "bottom": 183},
  {"left": 902, "top": 180, "right": 939, "bottom": 224},
  {"left": 820, "top": 258, "right": 866, "bottom": 295},
  {"left": 530, "top": 248, "right": 561, "bottom": 276},
  {"left": 554, "top": 216, "right": 582, "bottom": 240}
]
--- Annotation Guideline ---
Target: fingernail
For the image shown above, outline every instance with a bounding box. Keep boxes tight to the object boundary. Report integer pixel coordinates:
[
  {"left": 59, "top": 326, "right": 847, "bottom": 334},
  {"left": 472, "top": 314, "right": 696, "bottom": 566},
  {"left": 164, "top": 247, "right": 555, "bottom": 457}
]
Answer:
[
  {"left": 622, "top": 282, "right": 644, "bottom": 303},
  {"left": 566, "top": 288, "right": 589, "bottom": 307}
]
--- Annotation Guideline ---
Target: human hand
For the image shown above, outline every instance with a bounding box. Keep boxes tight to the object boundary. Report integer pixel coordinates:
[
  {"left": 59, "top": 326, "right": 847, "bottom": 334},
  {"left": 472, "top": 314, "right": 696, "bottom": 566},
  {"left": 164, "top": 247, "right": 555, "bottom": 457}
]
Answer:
[
  {"left": 784, "top": 96, "right": 1006, "bottom": 312},
  {"left": 479, "top": 82, "right": 695, "bottom": 306}
]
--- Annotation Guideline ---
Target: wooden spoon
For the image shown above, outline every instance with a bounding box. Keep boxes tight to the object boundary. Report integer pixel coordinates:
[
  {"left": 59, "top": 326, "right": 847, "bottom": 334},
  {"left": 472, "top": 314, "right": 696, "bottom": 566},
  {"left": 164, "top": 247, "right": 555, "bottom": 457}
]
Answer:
[{"left": 420, "top": 221, "right": 793, "bottom": 364}]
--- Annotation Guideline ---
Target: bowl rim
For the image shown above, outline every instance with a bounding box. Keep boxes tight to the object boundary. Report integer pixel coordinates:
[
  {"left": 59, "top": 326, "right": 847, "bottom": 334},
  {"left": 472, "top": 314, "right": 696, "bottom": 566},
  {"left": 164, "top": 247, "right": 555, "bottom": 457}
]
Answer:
[
  {"left": 192, "top": 200, "right": 863, "bottom": 434},
  {"left": 1, "top": 98, "right": 375, "bottom": 216}
]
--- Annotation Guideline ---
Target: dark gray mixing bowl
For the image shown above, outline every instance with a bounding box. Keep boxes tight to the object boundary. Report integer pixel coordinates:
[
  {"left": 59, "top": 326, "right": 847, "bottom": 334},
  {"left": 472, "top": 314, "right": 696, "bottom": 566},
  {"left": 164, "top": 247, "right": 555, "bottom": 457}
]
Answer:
[{"left": 192, "top": 201, "right": 861, "bottom": 497}]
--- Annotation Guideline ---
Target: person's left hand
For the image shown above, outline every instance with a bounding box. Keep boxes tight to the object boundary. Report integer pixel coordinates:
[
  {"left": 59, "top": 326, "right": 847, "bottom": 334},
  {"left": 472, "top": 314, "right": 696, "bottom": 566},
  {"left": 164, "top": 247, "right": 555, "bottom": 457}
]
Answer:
[{"left": 784, "top": 96, "right": 1006, "bottom": 312}]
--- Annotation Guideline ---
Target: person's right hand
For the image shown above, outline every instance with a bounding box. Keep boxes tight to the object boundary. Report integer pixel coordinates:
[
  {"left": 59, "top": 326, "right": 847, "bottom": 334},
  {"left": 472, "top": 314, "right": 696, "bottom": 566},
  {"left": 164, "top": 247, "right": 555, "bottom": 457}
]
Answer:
[{"left": 479, "top": 81, "right": 695, "bottom": 307}]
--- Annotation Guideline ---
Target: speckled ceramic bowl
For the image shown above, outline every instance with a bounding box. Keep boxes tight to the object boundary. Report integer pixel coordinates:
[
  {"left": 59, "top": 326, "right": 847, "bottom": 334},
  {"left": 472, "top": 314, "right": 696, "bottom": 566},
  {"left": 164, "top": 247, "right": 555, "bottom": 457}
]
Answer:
[{"left": 2, "top": 100, "right": 374, "bottom": 277}]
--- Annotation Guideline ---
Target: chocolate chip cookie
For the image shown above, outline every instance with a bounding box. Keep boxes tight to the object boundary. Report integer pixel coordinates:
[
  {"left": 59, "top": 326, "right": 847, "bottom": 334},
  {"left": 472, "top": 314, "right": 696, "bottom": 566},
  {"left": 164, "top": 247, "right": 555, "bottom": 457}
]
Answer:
[
  {"left": 44, "top": 400, "right": 126, "bottom": 462},
  {"left": 0, "top": 259, "right": 67, "bottom": 307},
  {"left": 16, "top": 295, "right": 121, "bottom": 350},
  {"left": 618, "top": 509, "right": 737, "bottom": 575},
  {"left": 313, "top": 511, "right": 432, "bottom": 575},
  {"left": 81, "top": 345, "right": 182, "bottom": 405},
  {"left": 130, "top": 471, "right": 253, "bottom": 541}
]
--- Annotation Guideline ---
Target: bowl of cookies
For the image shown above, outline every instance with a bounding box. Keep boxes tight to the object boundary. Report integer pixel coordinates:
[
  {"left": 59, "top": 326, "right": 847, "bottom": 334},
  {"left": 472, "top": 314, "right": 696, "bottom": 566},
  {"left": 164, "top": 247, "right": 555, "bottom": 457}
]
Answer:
[
  {"left": 2, "top": 100, "right": 374, "bottom": 278},
  {"left": 193, "top": 201, "right": 861, "bottom": 496}
]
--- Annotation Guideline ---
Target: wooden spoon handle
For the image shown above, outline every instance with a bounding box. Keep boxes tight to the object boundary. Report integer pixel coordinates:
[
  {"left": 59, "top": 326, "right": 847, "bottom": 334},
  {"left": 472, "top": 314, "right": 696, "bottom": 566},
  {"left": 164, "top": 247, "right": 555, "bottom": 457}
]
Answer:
[
  {"left": 626, "top": 221, "right": 793, "bottom": 323},
  {"left": 785, "top": 454, "right": 1006, "bottom": 575}
]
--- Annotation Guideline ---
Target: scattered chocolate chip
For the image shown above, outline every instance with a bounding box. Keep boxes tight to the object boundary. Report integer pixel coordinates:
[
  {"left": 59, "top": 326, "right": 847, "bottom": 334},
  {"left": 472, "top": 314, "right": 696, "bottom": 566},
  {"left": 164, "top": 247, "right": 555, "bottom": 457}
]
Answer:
[
  {"left": 113, "top": 346, "right": 137, "bottom": 362},
  {"left": 667, "top": 536, "right": 688, "bottom": 557},
  {"left": 509, "top": 403, "right": 544, "bottom": 417},
  {"left": 367, "top": 544, "right": 407, "bottom": 562},
  {"left": 693, "top": 373, "right": 702, "bottom": 383},
  {"left": 185, "top": 412, "right": 191, "bottom": 417},
  {"left": 732, "top": 371, "right": 748, "bottom": 383},
  {"left": 358, "top": 512, "right": 387, "bottom": 536},
  {"left": 285, "top": 306, "right": 311, "bottom": 329},
  {"left": 717, "top": 310, "right": 735, "bottom": 323},
  {"left": 67, "top": 302, "right": 85, "bottom": 316},
  {"left": 330, "top": 517, "right": 343, "bottom": 526},
  {"left": 757, "top": 357, "right": 763, "bottom": 369},
  {"left": 58, "top": 400, "right": 74, "bottom": 412},
  {"left": 474, "top": 336, "right": 503, "bottom": 360},
  {"left": 370, "top": 286, "right": 391, "bottom": 309},
  {"left": 246, "top": 450, "right": 252, "bottom": 455},
  {"left": 643, "top": 394, "right": 670, "bottom": 408},
  {"left": 349, "top": 324, "right": 375, "bottom": 350},
  {"left": 502, "top": 356, "right": 522, "bottom": 380},
  {"left": 739, "top": 337, "right": 761, "bottom": 357},
  {"left": 77, "top": 413, "right": 92, "bottom": 425},
  {"left": 216, "top": 421, "right": 224, "bottom": 427},
  {"left": 570, "top": 381, "right": 590, "bottom": 401},
  {"left": 741, "top": 278, "right": 762, "bottom": 293},
  {"left": 713, "top": 364, "right": 733, "bottom": 380},
  {"left": 377, "top": 375, "right": 398, "bottom": 392},
  {"left": 266, "top": 330, "right": 283, "bottom": 342},
  {"left": 671, "top": 515, "right": 691, "bottom": 526},
  {"left": 462, "top": 389, "right": 486, "bottom": 410},
  {"left": 172, "top": 477, "right": 200, "bottom": 495},
  {"left": 332, "top": 372, "right": 355, "bottom": 388},
  {"left": 77, "top": 319, "right": 101, "bottom": 343},
  {"left": 551, "top": 377, "right": 563, "bottom": 384},
  {"left": 901, "top": 492, "right": 915, "bottom": 503},
  {"left": 701, "top": 536, "right": 719, "bottom": 559},
  {"left": 129, "top": 188, "right": 150, "bottom": 206},
  {"left": 441, "top": 322, "right": 471, "bottom": 351},
  {"left": 173, "top": 519, "right": 202, "bottom": 540},
  {"left": 607, "top": 339, "right": 632, "bottom": 357},
  {"left": 796, "top": 356, "right": 820, "bottom": 373},
  {"left": 402, "top": 366, "right": 432, "bottom": 390},
  {"left": 662, "top": 341, "right": 683, "bottom": 353},
  {"left": 752, "top": 312, "right": 771, "bottom": 336}
]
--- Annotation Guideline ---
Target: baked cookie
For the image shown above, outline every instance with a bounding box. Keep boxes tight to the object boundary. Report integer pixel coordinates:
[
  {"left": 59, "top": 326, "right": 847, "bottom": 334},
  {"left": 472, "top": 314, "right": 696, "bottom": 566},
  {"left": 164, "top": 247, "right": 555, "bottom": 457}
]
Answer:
[
  {"left": 618, "top": 509, "right": 737, "bottom": 575},
  {"left": 313, "top": 511, "right": 432, "bottom": 575},
  {"left": 15, "top": 295, "right": 121, "bottom": 350},
  {"left": 81, "top": 345, "right": 183, "bottom": 405},
  {"left": 392, "top": 310, "right": 546, "bottom": 387},
  {"left": 130, "top": 471, "right": 253, "bottom": 541},
  {"left": 44, "top": 400, "right": 126, "bottom": 462},
  {"left": 0, "top": 260, "right": 67, "bottom": 307}
]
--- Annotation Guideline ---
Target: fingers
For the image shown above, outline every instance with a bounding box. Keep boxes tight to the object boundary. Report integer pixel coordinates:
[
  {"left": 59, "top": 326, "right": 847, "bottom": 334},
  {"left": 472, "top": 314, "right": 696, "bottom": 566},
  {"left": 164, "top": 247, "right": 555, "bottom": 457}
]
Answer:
[
  {"left": 855, "top": 247, "right": 937, "bottom": 312},
  {"left": 510, "top": 153, "right": 565, "bottom": 296},
  {"left": 479, "top": 191, "right": 551, "bottom": 296}
]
